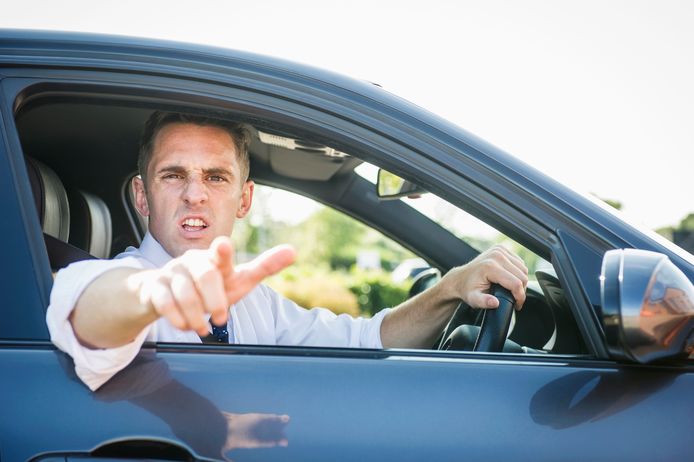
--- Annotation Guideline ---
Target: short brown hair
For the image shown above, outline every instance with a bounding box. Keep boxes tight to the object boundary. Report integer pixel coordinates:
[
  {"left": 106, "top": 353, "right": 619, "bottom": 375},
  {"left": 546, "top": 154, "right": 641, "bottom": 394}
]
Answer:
[{"left": 138, "top": 111, "right": 251, "bottom": 185}]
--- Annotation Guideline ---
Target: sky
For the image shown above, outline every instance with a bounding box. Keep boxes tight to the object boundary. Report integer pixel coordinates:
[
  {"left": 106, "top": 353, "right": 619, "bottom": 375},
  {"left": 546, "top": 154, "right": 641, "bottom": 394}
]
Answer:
[{"left": 1, "top": 0, "right": 692, "bottom": 230}]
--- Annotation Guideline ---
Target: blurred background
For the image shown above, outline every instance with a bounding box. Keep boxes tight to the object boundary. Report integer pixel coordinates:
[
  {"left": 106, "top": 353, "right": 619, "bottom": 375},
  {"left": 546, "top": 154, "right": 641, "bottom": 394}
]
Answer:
[{"left": 4, "top": 0, "right": 692, "bottom": 314}]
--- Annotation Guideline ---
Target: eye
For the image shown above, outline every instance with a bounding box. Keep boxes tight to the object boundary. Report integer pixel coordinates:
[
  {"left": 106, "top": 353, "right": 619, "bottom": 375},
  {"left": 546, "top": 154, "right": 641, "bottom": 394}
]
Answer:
[
  {"left": 208, "top": 175, "right": 227, "bottom": 183},
  {"left": 163, "top": 173, "right": 183, "bottom": 180}
]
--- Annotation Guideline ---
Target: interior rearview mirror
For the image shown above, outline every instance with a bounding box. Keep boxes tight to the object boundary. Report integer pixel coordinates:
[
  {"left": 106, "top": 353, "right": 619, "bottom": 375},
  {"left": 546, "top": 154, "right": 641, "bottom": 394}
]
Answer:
[
  {"left": 601, "top": 248, "right": 694, "bottom": 363},
  {"left": 377, "top": 169, "right": 426, "bottom": 200}
]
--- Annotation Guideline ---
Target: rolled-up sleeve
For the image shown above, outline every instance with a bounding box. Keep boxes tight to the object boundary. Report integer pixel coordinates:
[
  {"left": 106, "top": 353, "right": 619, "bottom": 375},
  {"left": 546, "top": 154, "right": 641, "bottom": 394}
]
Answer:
[
  {"left": 262, "top": 285, "right": 391, "bottom": 349},
  {"left": 46, "top": 257, "right": 154, "bottom": 391}
]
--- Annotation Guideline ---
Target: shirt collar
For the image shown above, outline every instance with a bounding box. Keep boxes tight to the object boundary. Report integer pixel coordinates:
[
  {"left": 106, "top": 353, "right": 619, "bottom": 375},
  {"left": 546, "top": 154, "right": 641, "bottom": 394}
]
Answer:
[{"left": 139, "top": 232, "right": 174, "bottom": 267}]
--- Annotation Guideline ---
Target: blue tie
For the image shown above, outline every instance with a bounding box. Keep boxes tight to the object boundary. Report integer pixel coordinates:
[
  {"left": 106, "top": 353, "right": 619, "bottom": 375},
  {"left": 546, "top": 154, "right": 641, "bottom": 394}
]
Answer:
[{"left": 211, "top": 322, "right": 229, "bottom": 343}]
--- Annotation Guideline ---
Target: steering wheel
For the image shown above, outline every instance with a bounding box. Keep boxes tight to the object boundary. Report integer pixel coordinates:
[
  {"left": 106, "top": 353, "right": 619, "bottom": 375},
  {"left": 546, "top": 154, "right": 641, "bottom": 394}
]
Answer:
[{"left": 438, "top": 284, "right": 516, "bottom": 352}]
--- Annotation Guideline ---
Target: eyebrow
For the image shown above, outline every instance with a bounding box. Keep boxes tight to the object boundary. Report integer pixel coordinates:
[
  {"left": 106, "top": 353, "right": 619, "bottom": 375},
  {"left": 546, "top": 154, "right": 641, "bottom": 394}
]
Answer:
[
  {"left": 204, "top": 167, "right": 234, "bottom": 178},
  {"left": 156, "top": 165, "right": 235, "bottom": 179}
]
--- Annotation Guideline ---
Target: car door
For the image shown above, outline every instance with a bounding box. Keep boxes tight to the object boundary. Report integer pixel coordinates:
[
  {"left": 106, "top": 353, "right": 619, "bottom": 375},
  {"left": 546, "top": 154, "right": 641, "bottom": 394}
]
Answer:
[{"left": 1, "top": 32, "right": 694, "bottom": 462}]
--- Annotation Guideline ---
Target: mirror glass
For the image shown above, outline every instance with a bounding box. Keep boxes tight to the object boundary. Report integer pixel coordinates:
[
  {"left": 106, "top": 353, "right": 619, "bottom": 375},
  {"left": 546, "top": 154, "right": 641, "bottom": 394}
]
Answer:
[
  {"left": 377, "top": 169, "right": 425, "bottom": 199},
  {"left": 601, "top": 249, "right": 694, "bottom": 363}
]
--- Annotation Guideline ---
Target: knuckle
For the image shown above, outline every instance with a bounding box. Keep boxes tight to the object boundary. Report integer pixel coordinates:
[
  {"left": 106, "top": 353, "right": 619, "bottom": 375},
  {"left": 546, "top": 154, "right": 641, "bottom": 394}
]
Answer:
[
  {"left": 196, "top": 267, "right": 220, "bottom": 286},
  {"left": 489, "top": 249, "right": 504, "bottom": 261},
  {"left": 167, "top": 314, "right": 187, "bottom": 330},
  {"left": 172, "top": 281, "right": 199, "bottom": 309},
  {"left": 179, "top": 292, "right": 199, "bottom": 310},
  {"left": 154, "top": 273, "right": 170, "bottom": 286},
  {"left": 190, "top": 316, "right": 208, "bottom": 331},
  {"left": 167, "top": 259, "right": 186, "bottom": 272},
  {"left": 153, "top": 298, "right": 171, "bottom": 316},
  {"left": 208, "top": 298, "right": 228, "bottom": 314}
]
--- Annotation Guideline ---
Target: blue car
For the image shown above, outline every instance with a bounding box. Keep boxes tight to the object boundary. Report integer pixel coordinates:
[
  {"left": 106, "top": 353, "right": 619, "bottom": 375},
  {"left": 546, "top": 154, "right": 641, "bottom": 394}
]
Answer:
[{"left": 1, "top": 30, "right": 693, "bottom": 462}]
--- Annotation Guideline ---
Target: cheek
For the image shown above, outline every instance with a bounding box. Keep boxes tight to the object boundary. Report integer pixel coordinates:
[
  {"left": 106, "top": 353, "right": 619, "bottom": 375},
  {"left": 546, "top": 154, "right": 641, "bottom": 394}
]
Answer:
[{"left": 148, "top": 185, "right": 178, "bottom": 210}]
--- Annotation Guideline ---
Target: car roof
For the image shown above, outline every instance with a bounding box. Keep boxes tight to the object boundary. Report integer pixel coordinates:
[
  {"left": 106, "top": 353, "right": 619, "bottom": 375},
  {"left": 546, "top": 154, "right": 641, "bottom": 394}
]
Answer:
[{"left": 3, "top": 28, "right": 693, "bottom": 272}]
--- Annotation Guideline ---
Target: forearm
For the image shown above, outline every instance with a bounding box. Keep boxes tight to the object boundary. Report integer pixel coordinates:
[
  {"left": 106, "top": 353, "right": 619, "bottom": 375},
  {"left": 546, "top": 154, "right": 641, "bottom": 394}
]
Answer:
[
  {"left": 70, "top": 268, "right": 159, "bottom": 349},
  {"left": 379, "top": 246, "right": 529, "bottom": 349},
  {"left": 380, "top": 278, "right": 460, "bottom": 349}
]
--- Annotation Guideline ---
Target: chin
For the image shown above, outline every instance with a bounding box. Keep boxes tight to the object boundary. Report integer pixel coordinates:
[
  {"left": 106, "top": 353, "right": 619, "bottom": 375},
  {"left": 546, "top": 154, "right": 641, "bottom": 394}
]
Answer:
[
  {"left": 167, "top": 240, "right": 208, "bottom": 257},
  {"left": 183, "top": 239, "right": 213, "bottom": 251}
]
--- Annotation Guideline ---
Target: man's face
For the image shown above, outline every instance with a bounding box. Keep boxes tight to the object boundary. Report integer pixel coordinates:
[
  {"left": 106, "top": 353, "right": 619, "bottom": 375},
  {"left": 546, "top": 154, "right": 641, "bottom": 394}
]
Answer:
[{"left": 133, "top": 122, "right": 253, "bottom": 257}]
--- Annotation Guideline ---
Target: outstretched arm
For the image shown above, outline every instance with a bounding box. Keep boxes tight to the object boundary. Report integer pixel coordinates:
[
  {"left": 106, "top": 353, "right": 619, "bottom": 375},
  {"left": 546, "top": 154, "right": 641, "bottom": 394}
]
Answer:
[
  {"left": 379, "top": 245, "right": 528, "bottom": 349},
  {"left": 70, "top": 236, "right": 296, "bottom": 349}
]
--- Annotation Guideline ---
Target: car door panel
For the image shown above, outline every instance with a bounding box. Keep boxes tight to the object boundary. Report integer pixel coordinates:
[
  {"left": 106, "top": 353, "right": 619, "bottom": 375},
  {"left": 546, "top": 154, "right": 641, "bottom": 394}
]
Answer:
[{"left": 3, "top": 346, "right": 693, "bottom": 461}]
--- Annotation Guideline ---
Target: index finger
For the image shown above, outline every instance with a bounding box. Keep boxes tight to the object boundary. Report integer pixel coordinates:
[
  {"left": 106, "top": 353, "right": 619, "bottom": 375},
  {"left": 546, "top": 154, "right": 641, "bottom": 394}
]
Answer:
[{"left": 211, "top": 236, "right": 235, "bottom": 279}]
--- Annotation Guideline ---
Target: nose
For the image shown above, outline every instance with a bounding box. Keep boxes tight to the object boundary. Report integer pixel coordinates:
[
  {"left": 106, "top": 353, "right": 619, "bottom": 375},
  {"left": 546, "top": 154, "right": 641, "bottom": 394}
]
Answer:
[{"left": 181, "top": 177, "right": 208, "bottom": 206}]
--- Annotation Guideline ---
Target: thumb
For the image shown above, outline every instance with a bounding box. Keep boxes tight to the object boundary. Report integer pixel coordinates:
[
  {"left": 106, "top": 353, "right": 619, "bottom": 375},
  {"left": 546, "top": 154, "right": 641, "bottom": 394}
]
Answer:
[
  {"left": 241, "top": 244, "right": 297, "bottom": 282},
  {"left": 467, "top": 290, "right": 499, "bottom": 309},
  {"left": 228, "top": 244, "right": 296, "bottom": 299}
]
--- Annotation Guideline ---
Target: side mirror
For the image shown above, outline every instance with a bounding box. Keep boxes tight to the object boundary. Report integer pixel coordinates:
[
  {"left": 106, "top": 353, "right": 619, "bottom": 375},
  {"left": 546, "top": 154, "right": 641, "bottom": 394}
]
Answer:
[
  {"left": 601, "top": 248, "right": 694, "bottom": 363},
  {"left": 376, "top": 169, "right": 426, "bottom": 200}
]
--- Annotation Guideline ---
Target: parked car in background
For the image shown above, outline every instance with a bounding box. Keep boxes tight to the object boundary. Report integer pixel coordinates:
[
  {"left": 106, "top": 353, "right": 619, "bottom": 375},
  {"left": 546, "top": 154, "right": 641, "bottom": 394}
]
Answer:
[
  {"left": 391, "top": 258, "right": 430, "bottom": 283},
  {"left": 1, "top": 30, "right": 693, "bottom": 461}
]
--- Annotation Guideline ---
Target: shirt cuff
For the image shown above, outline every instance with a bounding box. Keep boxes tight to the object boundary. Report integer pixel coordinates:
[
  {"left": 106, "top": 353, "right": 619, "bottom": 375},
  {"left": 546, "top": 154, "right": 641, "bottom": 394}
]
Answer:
[
  {"left": 73, "top": 326, "right": 152, "bottom": 391},
  {"left": 361, "top": 307, "right": 392, "bottom": 349}
]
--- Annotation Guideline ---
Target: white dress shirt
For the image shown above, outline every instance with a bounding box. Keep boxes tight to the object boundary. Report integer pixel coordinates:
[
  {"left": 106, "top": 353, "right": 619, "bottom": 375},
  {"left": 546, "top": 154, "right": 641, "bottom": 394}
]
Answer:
[{"left": 46, "top": 233, "right": 390, "bottom": 391}]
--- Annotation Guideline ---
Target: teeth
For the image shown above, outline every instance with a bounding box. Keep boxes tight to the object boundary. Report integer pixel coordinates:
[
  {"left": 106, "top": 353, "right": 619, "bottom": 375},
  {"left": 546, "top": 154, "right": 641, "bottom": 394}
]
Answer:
[{"left": 183, "top": 218, "right": 206, "bottom": 227}]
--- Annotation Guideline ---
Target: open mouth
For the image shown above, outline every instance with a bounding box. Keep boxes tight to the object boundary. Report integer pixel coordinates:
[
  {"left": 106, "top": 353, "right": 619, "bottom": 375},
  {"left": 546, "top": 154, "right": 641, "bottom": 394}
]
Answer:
[{"left": 181, "top": 217, "right": 209, "bottom": 232}]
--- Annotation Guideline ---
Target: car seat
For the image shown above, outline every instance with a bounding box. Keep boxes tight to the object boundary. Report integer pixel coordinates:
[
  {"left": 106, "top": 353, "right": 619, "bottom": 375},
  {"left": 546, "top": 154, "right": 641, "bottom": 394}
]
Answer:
[
  {"left": 25, "top": 156, "right": 113, "bottom": 269},
  {"left": 67, "top": 189, "right": 112, "bottom": 259}
]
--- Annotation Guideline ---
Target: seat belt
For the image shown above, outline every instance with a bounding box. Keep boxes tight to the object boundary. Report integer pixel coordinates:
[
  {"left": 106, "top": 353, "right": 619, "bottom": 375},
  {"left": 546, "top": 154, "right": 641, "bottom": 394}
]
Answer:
[{"left": 44, "top": 232, "right": 96, "bottom": 269}]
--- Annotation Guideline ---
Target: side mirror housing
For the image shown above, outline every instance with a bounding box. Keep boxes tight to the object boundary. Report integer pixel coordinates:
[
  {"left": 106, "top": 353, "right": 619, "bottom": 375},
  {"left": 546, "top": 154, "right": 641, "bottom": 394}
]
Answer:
[{"left": 601, "top": 248, "right": 694, "bottom": 363}]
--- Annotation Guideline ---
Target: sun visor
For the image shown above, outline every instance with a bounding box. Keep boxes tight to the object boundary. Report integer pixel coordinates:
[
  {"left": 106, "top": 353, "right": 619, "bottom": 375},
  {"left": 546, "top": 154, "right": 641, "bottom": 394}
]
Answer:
[{"left": 257, "top": 130, "right": 352, "bottom": 180}]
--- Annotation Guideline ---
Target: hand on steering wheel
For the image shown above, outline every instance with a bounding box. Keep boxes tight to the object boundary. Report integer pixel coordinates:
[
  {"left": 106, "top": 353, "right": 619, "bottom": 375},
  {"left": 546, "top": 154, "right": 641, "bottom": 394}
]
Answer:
[{"left": 438, "top": 284, "right": 516, "bottom": 352}]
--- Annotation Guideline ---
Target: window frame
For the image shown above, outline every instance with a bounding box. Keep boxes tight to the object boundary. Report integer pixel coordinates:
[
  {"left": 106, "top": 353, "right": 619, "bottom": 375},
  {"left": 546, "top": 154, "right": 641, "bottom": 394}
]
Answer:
[{"left": 4, "top": 71, "right": 608, "bottom": 358}]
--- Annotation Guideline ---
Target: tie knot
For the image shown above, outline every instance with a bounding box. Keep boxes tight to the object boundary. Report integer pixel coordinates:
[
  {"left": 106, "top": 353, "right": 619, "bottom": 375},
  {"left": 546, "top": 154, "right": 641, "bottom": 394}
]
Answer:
[{"left": 211, "top": 322, "right": 229, "bottom": 343}]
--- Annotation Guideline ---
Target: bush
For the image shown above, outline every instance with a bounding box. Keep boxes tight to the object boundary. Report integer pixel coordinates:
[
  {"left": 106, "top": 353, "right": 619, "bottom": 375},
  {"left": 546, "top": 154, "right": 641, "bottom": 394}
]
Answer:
[
  {"left": 267, "top": 268, "right": 360, "bottom": 317},
  {"left": 266, "top": 265, "right": 409, "bottom": 317},
  {"left": 346, "top": 269, "right": 409, "bottom": 316}
]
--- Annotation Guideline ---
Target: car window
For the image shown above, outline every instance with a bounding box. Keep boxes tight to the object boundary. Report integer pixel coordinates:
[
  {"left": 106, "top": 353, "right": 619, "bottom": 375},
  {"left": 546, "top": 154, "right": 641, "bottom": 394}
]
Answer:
[{"left": 15, "top": 88, "right": 588, "bottom": 357}]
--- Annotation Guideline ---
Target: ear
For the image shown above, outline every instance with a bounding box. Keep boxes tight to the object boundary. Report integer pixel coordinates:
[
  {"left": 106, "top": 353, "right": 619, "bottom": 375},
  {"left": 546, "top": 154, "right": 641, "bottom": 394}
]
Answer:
[
  {"left": 132, "top": 176, "right": 150, "bottom": 217},
  {"left": 236, "top": 180, "right": 254, "bottom": 218}
]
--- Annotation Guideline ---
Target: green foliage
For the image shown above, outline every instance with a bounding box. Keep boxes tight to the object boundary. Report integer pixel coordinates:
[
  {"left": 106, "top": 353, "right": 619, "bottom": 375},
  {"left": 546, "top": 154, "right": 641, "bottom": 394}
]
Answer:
[
  {"left": 601, "top": 198, "right": 623, "bottom": 210},
  {"left": 266, "top": 265, "right": 409, "bottom": 317},
  {"left": 291, "top": 207, "right": 367, "bottom": 267},
  {"left": 267, "top": 267, "right": 361, "bottom": 317},
  {"left": 346, "top": 268, "right": 410, "bottom": 316},
  {"left": 678, "top": 213, "right": 694, "bottom": 231},
  {"left": 236, "top": 203, "right": 416, "bottom": 270},
  {"left": 656, "top": 213, "right": 694, "bottom": 241}
]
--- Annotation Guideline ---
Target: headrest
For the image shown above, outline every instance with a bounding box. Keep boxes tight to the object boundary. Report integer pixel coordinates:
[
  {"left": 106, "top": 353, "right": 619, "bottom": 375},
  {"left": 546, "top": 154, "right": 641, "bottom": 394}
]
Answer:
[
  {"left": 25, "top": 156, "right": 70, "bottom": 241},
  {"left": 68, "top": 189, "right": 113, "bottom": 259}
]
